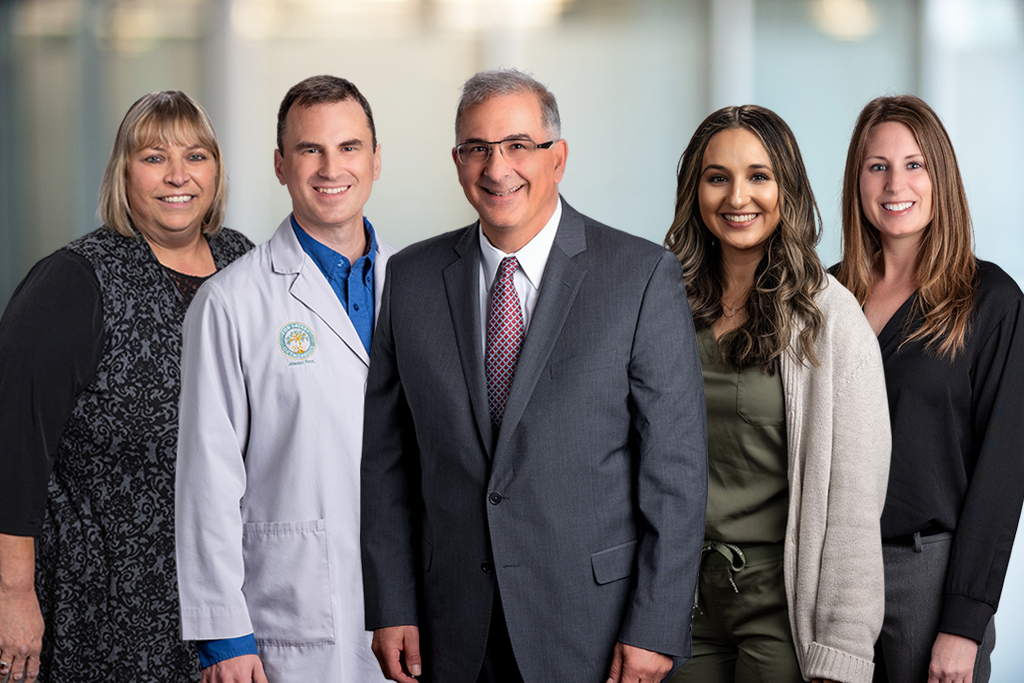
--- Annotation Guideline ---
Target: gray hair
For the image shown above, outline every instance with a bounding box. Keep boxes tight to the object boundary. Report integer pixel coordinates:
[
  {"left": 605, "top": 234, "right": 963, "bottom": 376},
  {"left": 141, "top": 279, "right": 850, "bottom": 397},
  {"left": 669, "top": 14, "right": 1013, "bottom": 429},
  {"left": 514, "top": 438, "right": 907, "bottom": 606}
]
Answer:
[{"left": 455, "top": 69, "right": 561, "bottom": 141}]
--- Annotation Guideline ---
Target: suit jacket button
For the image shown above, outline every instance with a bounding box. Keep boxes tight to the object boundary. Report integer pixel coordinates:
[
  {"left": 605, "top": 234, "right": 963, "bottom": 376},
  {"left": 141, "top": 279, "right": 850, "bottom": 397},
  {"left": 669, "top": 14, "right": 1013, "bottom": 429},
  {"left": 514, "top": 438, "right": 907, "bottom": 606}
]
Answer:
[
  {"left": 488, "top": 492, "right": 502, "bottom": 505},
  {"left": 481, "top": 561, "right": 493, "bottom": 574}
]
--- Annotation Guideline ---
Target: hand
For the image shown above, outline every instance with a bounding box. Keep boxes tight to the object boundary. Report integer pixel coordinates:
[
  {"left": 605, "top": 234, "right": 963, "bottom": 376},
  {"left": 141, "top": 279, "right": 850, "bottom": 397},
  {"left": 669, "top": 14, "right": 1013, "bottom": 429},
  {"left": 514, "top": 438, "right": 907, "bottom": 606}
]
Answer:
[
  {"left": 927, "top": 632, "right": 978, "bottom": 683},
  {"left": 0, "top": 586, "right": 44, "bottom": 682},
  {"left": 606, "top": 641, "right": 673, "bottom": 683},
  {"left": 372, "top": 625, "right": 422, "bottom": 682},
  {"left": 200, "top": 654, "right": 268, "bottom": 683}
]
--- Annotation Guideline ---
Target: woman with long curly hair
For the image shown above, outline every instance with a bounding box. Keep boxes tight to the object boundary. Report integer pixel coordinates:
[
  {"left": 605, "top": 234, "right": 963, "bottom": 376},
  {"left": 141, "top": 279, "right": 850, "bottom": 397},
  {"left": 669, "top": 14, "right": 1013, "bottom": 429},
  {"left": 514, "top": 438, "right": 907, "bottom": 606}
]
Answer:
[
  {"left": 835, "top": 95, "right": 1024, "bottom": 683},
  {"left": 666, "top": 105, "right": 889, "bottom": 683}
]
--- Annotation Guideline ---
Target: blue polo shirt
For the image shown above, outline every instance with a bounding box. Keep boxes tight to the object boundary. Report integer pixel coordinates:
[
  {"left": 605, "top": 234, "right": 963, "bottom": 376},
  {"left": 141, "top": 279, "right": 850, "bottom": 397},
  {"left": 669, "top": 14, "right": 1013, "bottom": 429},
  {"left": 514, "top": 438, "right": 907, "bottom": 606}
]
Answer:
[
  {"left": 195, "top": 215, "right": 379, "bottom": 669},
  {"left": 291, "top": 214, "right": 377, "bottom": 354}
]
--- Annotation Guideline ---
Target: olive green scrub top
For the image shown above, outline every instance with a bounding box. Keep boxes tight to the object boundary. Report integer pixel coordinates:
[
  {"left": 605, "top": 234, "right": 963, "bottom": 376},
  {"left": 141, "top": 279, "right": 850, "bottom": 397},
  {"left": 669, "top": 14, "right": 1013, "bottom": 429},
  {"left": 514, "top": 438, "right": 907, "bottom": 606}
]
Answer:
[{"left": 697, "top": 325, "right": 789, "bottom": 544}]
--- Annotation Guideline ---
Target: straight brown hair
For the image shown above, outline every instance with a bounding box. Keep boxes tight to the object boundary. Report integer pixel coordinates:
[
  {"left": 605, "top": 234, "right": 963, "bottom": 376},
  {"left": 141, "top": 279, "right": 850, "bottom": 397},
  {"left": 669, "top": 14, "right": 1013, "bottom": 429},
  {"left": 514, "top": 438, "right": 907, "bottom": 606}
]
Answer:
[{"left": 836, "top": 95, "right": 975, "bottom": 359}]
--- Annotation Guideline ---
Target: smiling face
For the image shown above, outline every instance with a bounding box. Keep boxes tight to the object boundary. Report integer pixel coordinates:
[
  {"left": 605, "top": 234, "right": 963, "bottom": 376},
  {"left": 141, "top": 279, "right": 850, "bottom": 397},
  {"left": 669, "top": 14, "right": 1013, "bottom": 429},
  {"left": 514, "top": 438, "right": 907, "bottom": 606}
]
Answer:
[
  {"left": 698, "top": 127, "right": 782, "bottom": 259},
  {"left": 126, "top": 139, "right": 217, "bottom": 244},
  {"left": 274, "top": 98, "right": 381, "bottom": 237},
  {"left": 859, "top": 120, "right": 934, "bottom": 246},
  {"left": 453, "top": 91, "right": 567, "bottom": 252}
]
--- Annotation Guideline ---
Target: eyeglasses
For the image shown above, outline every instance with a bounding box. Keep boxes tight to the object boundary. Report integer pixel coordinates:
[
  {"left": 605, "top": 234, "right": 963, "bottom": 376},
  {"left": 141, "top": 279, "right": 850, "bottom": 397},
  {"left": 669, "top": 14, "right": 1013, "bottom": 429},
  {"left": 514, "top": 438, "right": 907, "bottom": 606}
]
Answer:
[{"left": 455, "top": 138, "right": 556, "bottom": 165}]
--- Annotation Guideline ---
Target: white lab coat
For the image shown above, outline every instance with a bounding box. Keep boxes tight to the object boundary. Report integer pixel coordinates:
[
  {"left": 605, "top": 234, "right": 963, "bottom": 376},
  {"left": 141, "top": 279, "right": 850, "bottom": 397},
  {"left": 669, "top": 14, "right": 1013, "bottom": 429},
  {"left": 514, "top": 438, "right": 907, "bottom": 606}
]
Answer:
[{"left": 175, "top": 218, "right": 395, "bottom": 682}]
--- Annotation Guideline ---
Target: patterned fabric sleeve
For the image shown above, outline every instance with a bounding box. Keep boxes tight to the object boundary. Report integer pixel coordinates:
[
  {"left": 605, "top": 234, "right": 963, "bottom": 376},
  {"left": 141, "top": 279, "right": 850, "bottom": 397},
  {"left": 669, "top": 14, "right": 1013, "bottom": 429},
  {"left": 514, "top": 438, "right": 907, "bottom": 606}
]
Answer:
[{"left": 0, "top": 251, "right": 105, "bottom": 535}]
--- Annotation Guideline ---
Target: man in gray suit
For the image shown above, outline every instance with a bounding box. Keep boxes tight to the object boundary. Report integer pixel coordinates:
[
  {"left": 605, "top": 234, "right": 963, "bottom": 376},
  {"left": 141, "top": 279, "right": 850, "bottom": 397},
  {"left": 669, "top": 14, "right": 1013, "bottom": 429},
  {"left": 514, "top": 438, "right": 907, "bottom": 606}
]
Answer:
[{"left": 360, "top": 69, "right": 707, "bottom": 683}]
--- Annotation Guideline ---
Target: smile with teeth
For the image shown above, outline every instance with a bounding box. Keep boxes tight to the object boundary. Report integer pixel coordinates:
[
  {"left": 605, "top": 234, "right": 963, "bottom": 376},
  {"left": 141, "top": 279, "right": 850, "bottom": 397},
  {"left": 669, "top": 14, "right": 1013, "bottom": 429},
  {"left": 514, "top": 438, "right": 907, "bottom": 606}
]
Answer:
[
  {"left": 483, "top": 185, "right": 523, "bottom": 197},
  {"left": 883, "top": 201, "right": 914, "bottom": 211},
  {"left": 723, "top": 213, "right": 758, "bottom": 222},
  {"left": 316, "top": 186, "right": 349, "bottom": 195},
  {"left": 160, "top": 195, "right": 195, "bottom": 204}
]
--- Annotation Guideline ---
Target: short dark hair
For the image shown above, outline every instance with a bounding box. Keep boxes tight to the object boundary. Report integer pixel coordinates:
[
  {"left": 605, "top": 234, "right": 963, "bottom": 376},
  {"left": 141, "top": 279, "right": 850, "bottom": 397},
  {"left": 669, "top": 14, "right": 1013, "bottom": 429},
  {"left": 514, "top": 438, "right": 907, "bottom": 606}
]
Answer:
[{"left": 276, "top": 75, "right": 376, "bottom": 151}]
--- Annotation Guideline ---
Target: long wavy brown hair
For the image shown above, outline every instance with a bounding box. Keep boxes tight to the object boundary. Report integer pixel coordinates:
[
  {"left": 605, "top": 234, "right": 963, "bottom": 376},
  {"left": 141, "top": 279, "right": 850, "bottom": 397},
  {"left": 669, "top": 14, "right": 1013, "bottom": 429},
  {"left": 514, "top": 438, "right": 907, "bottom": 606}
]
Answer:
[
  {"left": 666, "top": 105, "right": 825, "bottom": 372},
  {"left": 835, "top": 95, "right": 975, "bottom": 359}
]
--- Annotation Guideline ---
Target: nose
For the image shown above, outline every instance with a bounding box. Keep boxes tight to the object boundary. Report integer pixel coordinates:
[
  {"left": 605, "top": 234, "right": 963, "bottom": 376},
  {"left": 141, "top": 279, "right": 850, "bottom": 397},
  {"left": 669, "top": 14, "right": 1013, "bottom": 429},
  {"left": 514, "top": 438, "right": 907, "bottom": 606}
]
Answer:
[
  {"left": 165, "top": 157, "right": 189, "bottom": 186},
  {"left": 884, "top": 168, "right": 905, "bottom": 193},
  {"left": 319, "top": 150, "right": 342, "bottom": 179},
  {"left": 728, "top": 180, "right": 749, "bottom": 208},
  {"left": 482, "top": 143, "right": 512, "bottom": 180}
]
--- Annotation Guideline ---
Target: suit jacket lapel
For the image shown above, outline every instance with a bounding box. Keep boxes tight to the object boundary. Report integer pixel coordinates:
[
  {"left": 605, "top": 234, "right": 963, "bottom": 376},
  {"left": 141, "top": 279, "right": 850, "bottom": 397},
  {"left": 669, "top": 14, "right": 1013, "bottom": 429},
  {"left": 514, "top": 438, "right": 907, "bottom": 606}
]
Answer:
[
  {"left": 271, "top": 218, "right": 370, "bottom": 367},
  {"left": 443, "top": 226, "right": 494, "bottom": 456},
  {"left": 495, "top": 201, "right": 587, "bottom": 458}
]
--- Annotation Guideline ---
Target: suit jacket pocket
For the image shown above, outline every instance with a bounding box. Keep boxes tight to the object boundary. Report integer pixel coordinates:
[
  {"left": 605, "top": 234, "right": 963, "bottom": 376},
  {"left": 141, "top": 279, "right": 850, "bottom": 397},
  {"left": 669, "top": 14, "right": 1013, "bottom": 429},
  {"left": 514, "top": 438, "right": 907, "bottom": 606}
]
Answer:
[
  {"left": 241, "top": 519, "right": 336, "bottom": 646},
  {"left": 591, "top": 539, "right": 638, "bottom": 585}
]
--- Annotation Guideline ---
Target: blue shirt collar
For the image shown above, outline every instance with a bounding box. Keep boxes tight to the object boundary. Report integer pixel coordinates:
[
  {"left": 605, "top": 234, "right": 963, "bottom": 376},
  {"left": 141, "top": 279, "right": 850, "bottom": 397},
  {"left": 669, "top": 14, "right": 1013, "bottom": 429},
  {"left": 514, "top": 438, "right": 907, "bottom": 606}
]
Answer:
[{"left": 290, "top": 214, "right": 377, "bottom": 276}]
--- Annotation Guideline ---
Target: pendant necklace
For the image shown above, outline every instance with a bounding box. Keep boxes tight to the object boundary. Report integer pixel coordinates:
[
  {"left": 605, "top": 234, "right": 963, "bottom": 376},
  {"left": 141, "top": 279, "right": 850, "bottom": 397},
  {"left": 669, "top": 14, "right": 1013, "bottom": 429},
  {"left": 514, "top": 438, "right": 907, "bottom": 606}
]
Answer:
[{"left": 722, "top": 299, "right": 745, "bottom": 320}]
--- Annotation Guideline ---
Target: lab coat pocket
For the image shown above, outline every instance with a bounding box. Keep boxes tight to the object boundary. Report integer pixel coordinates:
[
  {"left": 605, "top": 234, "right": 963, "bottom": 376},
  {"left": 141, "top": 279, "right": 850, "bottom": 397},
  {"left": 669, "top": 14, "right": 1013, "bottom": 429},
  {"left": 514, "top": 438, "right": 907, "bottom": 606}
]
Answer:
[
  {"left": 591, "top": 539, "right": 638, "bottom": 585},
  {"left": 241, "top": 519, "right": 336, "bottom": 646}
]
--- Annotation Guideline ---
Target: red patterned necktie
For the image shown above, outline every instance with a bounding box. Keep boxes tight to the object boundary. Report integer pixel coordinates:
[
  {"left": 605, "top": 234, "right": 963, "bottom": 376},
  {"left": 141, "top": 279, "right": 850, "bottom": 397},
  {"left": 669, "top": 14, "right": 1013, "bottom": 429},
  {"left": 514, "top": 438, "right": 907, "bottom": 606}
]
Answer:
[{"left": 486, "top": 256, "right": 524, "bottom": 429}]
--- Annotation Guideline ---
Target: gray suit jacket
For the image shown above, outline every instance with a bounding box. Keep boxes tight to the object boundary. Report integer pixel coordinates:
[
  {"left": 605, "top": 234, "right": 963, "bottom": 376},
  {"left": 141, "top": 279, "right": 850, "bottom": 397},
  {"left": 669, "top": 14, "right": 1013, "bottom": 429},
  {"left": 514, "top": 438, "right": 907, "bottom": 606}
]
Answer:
[{"left": 361, "top": 200, "right": 707, "bottom": 683}]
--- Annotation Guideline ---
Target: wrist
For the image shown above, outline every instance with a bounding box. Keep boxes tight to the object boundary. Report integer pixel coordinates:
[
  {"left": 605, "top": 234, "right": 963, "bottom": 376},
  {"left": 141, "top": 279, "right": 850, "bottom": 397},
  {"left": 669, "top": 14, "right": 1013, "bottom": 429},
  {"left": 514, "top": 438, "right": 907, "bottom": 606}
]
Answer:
[{"left": 0, "top": 580, "right": 37, "bottom": 596}]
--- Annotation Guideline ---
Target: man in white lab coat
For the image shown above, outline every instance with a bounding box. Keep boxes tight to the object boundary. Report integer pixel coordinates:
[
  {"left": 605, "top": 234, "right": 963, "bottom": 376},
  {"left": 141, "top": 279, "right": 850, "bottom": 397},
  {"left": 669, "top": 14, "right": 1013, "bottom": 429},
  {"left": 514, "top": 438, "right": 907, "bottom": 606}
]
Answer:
[{"left": 175, "top": 75, "right": 395, "bottom": 683}]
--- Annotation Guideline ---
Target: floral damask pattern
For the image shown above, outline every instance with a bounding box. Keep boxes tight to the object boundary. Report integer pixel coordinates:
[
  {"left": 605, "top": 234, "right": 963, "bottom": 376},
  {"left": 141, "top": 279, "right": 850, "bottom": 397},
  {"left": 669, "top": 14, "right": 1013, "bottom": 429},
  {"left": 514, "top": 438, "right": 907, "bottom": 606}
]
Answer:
[{"left": 35, "top": 227, "right": 252, "bottom": 682}]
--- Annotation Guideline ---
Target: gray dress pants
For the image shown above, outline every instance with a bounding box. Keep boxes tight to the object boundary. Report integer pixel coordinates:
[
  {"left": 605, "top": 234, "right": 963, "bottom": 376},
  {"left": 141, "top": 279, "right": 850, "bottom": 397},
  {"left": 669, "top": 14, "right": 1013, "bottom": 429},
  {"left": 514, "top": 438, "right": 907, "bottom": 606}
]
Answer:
[{"left": 874, "top": 533, "right": 995, "bottom": 683}]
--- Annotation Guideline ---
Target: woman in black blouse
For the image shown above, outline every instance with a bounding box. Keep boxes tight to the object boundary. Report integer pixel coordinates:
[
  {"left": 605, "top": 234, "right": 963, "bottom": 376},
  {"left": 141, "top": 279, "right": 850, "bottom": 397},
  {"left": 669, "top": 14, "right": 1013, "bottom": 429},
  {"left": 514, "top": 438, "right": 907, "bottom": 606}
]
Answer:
[
  {"left": 836, "top": 95, "right": 1024, "bottom": 683},
  {"left": 0, "top": 91, "right": 252, "bottom": 681}
]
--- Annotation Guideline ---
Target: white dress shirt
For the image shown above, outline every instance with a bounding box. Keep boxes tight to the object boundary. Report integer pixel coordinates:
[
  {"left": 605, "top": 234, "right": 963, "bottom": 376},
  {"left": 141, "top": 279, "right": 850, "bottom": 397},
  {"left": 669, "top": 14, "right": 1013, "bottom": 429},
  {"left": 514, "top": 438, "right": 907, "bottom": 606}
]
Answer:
[{"left": 478, "top": 198, "right": 562, "bottom": 351}]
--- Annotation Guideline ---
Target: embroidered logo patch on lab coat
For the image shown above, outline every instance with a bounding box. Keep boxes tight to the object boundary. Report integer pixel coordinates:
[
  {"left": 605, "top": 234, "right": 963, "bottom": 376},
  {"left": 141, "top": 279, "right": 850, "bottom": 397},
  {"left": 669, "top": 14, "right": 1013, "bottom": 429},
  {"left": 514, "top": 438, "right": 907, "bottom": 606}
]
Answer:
[{"left": 279, "top": 322, "right": 317, "bottom": 360}]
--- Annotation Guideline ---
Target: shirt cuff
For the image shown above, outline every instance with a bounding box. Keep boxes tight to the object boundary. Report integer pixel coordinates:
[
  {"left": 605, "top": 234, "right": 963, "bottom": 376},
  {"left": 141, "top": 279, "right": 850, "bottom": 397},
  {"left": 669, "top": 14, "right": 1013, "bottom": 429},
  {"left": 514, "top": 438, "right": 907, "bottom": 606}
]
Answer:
[
  {"left": 939, "top": 594, "right": 995, "bottom": 643},
  {"left": 196, "top": 633, "right": 259, "bottom": 669}
]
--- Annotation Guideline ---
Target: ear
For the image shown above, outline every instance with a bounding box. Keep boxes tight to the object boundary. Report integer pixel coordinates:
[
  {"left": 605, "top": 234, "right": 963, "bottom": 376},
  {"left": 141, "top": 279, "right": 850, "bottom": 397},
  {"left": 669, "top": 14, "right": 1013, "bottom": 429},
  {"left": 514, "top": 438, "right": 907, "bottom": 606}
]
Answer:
[
  {"left": 373, "top": 143, "right": 382, "bottom": 181},
  {"left": 273, "top": 148, "right": 286, "bottom": 185},
  {"left": 552, "top": 138, "right": 568, "bottom": 184},
  {"left": 451, "top": 146, "right": 460, "bottom": 170}
]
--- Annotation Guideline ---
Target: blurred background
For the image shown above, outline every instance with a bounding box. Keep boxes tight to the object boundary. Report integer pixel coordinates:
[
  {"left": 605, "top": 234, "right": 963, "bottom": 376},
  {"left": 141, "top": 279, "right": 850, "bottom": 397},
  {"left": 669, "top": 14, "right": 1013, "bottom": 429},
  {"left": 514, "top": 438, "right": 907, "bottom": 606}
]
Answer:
[{"left": 1, "top": 0, "right": 1022, "bottom": 675}]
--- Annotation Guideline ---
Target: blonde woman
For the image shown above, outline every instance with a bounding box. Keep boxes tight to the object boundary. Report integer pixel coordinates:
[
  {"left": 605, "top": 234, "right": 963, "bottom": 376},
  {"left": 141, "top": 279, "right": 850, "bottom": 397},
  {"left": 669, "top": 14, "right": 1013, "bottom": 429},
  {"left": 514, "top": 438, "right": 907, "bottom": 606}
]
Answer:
[
  {"left": 0, "top": 91, "right": 251, "bottom": 681},
  {"left": 667, "top": 105, "right": 889, "bottom": 683},
  {"left": 836, "top": 95, "right": 1024, "bottom": 683}
]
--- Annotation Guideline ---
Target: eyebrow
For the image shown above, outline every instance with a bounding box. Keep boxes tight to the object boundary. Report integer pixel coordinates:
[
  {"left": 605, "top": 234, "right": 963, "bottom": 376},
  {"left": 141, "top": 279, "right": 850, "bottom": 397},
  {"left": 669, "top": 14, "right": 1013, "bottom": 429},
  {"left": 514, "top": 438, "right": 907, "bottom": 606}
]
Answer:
[
  {"left": 138, "top": 143, "right": 208, "bottom": 152},
  {"left": 294, "top": 139, "right": 365, "bottom": 150},
  {"left": 864, "top": 154, "right": 924, "bottom": 161},
  {"left": 458, "top": 133, "right": 534, "bottom": 144},
  {"left": 702, "top": 163, "right": 772, "bottom": 173}
]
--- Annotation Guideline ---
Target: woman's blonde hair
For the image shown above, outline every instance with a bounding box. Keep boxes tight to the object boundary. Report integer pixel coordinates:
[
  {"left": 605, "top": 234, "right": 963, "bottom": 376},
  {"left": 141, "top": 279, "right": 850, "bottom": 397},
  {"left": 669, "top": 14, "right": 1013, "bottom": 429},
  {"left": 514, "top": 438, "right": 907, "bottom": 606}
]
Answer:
[
  {"left": 97, "top": 90, "right": 227, "bottom": 238},
  {"left": 835, "top": 94, "right": 975, "bottom": 359},
  {"left": 666, "top": 104, "right": 824, "bottom": 372}
]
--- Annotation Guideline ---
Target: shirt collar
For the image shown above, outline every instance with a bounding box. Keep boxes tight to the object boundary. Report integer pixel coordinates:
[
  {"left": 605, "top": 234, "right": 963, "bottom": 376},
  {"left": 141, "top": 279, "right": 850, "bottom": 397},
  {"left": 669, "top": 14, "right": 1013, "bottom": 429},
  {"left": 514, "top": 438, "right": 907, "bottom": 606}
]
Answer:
[
  {"left": 479, "top": 197, "right": 562, "bottom": 290},
  {"left": 290, "top": 214, "right": 377, "bottom": 276}
]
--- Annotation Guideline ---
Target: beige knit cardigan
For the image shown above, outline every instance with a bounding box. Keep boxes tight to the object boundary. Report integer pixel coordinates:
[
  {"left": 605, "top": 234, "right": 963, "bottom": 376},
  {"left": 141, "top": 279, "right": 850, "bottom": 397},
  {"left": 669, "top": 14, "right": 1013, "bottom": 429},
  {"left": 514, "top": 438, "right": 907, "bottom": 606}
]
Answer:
[{"left": 780, "top": 274, "right": 891, "bottom": 683}]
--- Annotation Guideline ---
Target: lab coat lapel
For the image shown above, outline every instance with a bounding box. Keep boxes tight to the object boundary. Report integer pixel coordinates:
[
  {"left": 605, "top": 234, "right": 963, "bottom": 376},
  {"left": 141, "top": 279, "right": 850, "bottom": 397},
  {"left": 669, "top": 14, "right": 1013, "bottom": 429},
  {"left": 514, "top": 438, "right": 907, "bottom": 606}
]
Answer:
[
  {"left": 270, "top": 218, "right": 370, "bottom": 367},
  {"left": 494, "top": 202, "right": 587, "bottom": 459},
  {"left": 443, "top": 225, "right": 494, "bottom": 457}
]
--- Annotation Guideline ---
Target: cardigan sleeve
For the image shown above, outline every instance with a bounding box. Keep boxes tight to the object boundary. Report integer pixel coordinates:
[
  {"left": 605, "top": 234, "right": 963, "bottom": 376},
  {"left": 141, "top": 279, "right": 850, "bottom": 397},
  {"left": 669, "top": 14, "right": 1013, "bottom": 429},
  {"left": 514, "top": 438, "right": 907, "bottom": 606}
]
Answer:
[
  {"left": 939, "top": 295, "right": 1024, "bottom": 641},
  {"left": 0, "top": 251, "right": 105, "bottom": 536},
  {"left": 793, "top": 280, "right": 891, "bottom": 683}
]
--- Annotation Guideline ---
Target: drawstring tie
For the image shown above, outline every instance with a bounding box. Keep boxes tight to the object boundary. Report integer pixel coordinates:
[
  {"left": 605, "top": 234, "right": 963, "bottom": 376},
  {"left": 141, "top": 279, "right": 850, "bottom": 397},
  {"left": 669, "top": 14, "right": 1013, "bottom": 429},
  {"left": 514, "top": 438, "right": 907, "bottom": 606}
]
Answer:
[{"left": 695, "top": 541, "right": 747, "bottom": 614}]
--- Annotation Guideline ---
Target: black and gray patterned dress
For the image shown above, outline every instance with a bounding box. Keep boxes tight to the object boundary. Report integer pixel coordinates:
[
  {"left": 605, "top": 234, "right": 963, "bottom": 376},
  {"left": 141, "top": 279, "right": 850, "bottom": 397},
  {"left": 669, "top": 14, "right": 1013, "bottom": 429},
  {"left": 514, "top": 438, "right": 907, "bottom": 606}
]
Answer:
[{"left": 0, "top": 226, "right": 252, "bottom": 682}]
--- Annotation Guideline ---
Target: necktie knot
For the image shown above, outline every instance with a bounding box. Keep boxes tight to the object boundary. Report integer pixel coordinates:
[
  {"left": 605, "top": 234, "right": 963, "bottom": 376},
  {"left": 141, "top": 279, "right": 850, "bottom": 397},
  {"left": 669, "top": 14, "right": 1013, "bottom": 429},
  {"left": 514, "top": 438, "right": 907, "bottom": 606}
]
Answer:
[
  {"left": 486, "top": 255, "right": 524, "bottom": 430},
  {"left": 498, "top": 256, "right": 519, "bottom": 282}
]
